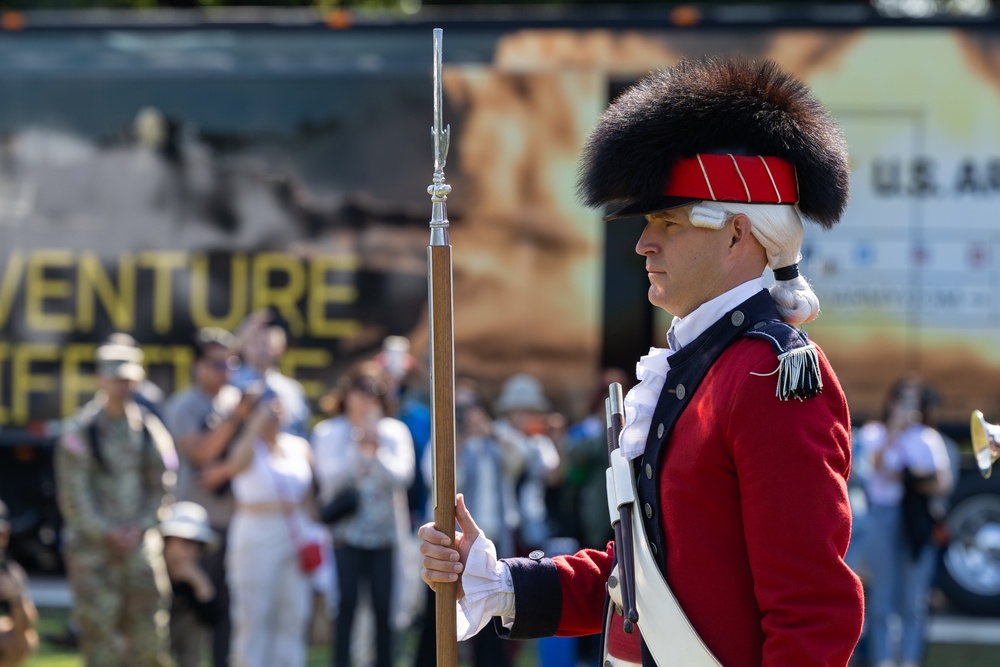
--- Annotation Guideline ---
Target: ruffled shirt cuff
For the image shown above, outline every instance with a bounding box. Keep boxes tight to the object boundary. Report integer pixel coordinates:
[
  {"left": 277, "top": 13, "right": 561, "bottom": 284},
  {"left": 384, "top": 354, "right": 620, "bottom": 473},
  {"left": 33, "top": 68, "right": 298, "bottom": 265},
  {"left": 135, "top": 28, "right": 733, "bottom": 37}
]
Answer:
[
  {"left": 456, "top": 533, "right": 516, "bottom": 640},
  {"left": 620, "top": 346, "right": 673, "bottom": 460}
]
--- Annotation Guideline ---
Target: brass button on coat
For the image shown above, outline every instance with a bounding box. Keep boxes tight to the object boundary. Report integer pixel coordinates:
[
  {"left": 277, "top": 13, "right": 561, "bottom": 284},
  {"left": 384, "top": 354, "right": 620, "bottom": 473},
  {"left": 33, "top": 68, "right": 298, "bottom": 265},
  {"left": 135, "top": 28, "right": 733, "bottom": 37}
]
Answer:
[
  {"left": 645, "top": 463, "right": 653, "bottom": 479},
  {"left": 645, "top": 503, "right": 653, "bottom": 519},
  {"left": 675, "top": 384, "right": 686, "bottom": 400},
  {"left": 656, "top": 423, "right": 665, "bottom": 439},
  {"left": 731, "top": 310, "right": 745, "bottom": 326}
]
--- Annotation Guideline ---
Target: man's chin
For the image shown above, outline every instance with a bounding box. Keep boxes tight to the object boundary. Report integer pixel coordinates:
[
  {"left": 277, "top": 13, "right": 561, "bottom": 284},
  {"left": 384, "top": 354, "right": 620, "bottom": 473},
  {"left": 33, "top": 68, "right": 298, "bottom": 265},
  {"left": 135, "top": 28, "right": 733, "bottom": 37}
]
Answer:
[{"left": 647, "top": 288, "right": 670, "bottom": 311}]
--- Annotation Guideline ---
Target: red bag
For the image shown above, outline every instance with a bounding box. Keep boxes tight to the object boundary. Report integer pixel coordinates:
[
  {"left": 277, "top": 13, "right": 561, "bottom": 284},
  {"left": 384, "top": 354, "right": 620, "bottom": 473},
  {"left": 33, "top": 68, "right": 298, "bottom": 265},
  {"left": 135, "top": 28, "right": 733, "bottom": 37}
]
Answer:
[{"left": 298, "top": 541, "right": 323, "bottom": 574}]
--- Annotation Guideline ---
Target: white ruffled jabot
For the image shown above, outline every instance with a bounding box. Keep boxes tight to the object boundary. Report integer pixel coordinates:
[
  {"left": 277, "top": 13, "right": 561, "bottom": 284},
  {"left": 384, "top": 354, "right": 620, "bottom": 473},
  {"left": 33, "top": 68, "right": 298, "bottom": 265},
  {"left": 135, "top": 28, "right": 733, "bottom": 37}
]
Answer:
[{"left": 619, "top": 346, "right": 674, "bottom": 461}]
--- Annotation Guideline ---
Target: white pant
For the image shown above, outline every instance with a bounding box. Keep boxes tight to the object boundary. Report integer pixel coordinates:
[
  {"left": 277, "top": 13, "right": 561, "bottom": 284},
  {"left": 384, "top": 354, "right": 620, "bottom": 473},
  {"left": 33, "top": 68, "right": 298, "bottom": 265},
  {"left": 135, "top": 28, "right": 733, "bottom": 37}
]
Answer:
[{"left": 227, "top": 512, "right": 312, "bottom": 667}]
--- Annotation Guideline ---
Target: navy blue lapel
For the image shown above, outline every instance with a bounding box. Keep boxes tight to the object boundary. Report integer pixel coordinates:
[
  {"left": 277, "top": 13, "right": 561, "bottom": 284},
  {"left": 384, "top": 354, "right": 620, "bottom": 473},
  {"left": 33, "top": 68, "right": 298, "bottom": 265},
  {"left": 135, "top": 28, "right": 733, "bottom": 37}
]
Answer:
[{"left": 634, "top": 289, "right": 780, "bottom": 571}]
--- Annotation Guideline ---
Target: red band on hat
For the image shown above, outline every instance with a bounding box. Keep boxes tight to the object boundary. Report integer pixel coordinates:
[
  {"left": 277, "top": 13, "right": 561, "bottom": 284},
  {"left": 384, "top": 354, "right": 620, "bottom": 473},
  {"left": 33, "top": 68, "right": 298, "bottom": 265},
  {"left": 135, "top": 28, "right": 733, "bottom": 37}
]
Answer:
[{"left": 664, "top": 154, "right": 798, "bottom": 204}]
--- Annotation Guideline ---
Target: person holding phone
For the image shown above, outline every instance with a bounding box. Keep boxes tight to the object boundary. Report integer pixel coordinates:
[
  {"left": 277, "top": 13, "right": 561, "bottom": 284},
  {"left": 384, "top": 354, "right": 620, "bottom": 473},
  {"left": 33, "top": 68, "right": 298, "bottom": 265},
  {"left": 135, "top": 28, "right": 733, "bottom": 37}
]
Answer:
[
  {"left": 856, "top": 378, "right": 953, "bottom": 667},
  {"left": 312, "top": 361, "right": 415, "bottom": 667},
  {"left": 164, "top": 327, "right": 258, "bottom": 667},
  {"left": 220, "top": 395, "right": 319, "bottom": 667}
]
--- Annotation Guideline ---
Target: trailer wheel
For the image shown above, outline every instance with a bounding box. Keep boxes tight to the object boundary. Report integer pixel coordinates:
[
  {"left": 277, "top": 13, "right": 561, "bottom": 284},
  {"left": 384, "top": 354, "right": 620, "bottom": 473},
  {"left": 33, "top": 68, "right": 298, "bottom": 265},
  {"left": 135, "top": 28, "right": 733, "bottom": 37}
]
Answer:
[{"left": 939, "top": 474, "right": 1000, "bottom": 616}]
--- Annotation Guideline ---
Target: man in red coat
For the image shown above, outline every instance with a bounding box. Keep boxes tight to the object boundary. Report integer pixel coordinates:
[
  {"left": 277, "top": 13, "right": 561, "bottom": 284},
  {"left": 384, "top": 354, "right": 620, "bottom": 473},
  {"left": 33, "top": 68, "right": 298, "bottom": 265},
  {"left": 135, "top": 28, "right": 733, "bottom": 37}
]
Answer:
[{"left": 419, "top": 57, "right": 864, "bottom": 667}]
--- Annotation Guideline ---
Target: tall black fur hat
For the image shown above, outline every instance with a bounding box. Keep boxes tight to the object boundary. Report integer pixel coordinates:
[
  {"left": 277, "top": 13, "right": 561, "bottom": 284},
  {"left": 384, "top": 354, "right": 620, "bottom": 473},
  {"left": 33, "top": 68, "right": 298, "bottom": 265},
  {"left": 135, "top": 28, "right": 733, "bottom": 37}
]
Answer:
[{"left": 578, "top": 57, "right": 849, "bottom": 228}]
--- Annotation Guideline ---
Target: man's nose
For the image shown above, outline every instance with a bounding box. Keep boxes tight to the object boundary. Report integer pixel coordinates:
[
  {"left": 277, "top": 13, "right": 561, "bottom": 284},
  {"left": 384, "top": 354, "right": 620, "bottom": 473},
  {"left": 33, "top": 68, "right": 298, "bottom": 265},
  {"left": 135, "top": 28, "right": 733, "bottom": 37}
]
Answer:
[{"left": 635, "top": 223, "right": 655, "bottom": 256}]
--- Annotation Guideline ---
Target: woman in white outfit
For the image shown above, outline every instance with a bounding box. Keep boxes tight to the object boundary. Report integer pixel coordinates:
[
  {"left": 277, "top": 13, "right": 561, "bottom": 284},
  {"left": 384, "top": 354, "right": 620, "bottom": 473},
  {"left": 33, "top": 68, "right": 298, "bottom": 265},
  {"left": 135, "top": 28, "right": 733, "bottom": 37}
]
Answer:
[
  {"left": 222, "top": 393, "right": 317, "bottom": 667},
  {"left": 312, "top": 362, "right": 414, "bottom": 667}
]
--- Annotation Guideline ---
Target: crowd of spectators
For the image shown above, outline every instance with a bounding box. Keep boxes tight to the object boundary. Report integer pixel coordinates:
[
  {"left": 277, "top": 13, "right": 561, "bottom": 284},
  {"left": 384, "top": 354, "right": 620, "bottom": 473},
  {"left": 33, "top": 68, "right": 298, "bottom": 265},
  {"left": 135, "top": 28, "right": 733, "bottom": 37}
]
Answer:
[
  {"left": 26, "top": 318, "right": 627, "bottom": 667},
  {"left": 3, "top": 321, "right": 959, "bottom": 667}
]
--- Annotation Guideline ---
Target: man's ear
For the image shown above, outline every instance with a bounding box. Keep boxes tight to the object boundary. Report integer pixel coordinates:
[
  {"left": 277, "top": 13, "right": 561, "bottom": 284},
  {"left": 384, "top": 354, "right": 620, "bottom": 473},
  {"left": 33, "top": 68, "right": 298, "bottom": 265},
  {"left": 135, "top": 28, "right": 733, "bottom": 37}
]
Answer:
[{"left": 728, "top": 213, "right": 751, "bottom": 250}]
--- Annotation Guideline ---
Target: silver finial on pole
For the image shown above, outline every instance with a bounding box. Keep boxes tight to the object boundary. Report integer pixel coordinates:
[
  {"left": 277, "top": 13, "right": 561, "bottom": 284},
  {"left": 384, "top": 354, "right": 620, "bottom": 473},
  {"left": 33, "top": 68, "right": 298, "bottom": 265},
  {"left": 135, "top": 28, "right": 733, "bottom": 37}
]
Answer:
[{"left": 428, "top": 27, "right": 452, "bottom": 247}]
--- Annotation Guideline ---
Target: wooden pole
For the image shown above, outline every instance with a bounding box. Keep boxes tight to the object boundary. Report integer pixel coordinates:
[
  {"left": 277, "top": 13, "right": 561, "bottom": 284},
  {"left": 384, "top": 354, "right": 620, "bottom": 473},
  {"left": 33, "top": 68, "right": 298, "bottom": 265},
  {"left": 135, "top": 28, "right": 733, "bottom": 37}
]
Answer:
[
  {"left": 427, "top": 27, "right": 458, "bottom": 667},
  {"left": 429, "top": 245, "right": 457, "bottom": 667}
]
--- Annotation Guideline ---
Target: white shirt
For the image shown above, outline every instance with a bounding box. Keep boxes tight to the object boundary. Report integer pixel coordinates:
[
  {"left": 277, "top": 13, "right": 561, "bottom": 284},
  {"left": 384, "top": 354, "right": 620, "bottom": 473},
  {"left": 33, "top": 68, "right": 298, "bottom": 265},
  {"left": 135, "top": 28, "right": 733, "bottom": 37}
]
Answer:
[
  {"left": 231, "top": 434, "right": 312, "bottom": 505},
  {"left": 619, "top": 277, "right": 764, "bottom": 460},
  {"left": 857, "top": 421, "right": 951, "bottom": 506}
]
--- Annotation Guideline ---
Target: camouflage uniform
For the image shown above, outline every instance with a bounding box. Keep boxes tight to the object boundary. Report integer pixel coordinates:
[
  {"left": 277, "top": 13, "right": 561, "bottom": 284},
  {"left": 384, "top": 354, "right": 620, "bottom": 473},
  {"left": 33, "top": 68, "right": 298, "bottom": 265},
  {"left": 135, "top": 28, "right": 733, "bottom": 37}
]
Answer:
[{"left": 55, "top": 397, "right": 175, "bottom": 667}]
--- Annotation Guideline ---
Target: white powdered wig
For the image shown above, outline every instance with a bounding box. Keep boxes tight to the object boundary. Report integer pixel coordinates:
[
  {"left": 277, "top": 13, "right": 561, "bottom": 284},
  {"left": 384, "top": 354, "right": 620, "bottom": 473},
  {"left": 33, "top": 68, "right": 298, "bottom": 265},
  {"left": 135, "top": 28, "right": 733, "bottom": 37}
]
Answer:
[{"left": 690, "top": 201, "right": 820, "bottom": 326}]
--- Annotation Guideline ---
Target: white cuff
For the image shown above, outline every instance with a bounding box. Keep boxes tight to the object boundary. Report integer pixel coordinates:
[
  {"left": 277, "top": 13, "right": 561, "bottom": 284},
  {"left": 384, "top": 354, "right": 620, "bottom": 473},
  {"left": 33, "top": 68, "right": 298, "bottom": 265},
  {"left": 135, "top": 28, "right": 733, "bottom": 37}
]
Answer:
[{"left": 456, "top": 533, "right": 516, "bottom": 640}]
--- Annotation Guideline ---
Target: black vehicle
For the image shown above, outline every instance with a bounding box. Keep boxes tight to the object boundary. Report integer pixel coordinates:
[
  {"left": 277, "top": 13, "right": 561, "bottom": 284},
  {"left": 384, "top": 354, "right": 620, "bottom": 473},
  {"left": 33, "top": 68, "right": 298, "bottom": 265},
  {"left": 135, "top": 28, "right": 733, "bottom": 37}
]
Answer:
[{"left": 0, "top": 437, "right": 63, "bottom": 573}]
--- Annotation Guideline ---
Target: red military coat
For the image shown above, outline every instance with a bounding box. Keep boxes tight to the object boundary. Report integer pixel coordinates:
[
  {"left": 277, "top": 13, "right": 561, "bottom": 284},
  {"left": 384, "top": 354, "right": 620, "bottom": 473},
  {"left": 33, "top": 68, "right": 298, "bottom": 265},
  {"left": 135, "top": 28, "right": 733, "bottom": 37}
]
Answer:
[{"left": 499, "top": 312, "right": 864, "bottom": 666}]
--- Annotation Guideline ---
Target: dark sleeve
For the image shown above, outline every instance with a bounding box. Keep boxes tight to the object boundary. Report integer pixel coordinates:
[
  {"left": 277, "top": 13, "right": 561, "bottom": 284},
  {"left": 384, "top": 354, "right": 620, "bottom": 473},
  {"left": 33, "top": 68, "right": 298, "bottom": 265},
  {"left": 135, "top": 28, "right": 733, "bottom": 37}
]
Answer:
[{"left": 495, "top": 542, "right": 614, "bottom": 640}]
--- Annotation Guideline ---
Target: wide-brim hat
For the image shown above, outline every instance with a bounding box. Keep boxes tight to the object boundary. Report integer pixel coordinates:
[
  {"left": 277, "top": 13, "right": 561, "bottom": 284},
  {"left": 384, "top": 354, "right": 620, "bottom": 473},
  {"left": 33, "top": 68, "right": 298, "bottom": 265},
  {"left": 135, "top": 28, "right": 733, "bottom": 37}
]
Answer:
[
  {"left": 159, "top": 501, "right": 219, "bottom": 548},
  {"left": 494, "top": 373, "right": 550, "bottom": 413},
  {"left": 578, "top": 57, "right": 849, "bottom": 227}
]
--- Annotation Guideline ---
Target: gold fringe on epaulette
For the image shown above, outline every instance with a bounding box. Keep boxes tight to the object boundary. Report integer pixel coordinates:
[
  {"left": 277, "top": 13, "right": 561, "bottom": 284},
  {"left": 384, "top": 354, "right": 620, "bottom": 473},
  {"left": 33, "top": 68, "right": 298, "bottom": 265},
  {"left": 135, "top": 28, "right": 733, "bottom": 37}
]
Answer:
[{"left": 775, "top": 344, "right": 822, "bottom": 401}]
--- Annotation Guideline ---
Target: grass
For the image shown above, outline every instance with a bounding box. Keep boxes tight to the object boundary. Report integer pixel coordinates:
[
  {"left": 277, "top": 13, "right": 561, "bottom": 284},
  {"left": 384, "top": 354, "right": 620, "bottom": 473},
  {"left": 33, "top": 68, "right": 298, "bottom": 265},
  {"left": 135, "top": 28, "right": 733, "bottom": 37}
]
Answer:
[
  {"left": 25, "top": 606, "right": 335, "bottom": 667},
  {"left": 23, "top": 606, "right": 1000, "bottom": 667},
  {"left": 24, "top": 606, "right": 534, "bottom": 667}
]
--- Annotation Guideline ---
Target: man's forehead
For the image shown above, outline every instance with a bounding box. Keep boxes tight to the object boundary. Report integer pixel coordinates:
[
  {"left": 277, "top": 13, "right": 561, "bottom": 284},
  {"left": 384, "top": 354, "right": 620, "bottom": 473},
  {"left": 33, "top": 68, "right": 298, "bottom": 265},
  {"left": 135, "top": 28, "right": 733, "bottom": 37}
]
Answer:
[
  {"left": 203, "top": 344, "right": 231, "bottom": 358},
  {"left": 645, "top": 205, "right": 694, "bottom": 223}
]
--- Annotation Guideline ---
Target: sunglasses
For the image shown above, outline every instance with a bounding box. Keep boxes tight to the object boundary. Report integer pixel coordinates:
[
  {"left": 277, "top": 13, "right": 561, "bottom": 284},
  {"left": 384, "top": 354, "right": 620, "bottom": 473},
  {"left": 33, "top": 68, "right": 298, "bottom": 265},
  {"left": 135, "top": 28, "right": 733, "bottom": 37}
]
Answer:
[{"left": 205, "top": 356, "right": 240, "bottom": 372}]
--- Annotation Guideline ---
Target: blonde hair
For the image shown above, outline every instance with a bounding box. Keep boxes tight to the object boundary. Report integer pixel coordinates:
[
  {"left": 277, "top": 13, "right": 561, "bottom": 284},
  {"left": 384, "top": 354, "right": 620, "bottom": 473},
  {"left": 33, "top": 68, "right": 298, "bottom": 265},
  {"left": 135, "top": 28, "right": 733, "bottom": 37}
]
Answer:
[{"left": 691, "top": 201, "right": 819, "bottom": 326}]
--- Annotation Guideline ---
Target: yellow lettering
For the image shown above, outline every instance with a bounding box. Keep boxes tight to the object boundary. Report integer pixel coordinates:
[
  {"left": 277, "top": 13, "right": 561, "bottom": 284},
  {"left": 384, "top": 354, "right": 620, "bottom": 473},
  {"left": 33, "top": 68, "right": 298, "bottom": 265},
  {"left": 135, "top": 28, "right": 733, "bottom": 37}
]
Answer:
[
  {"left": 61, "top": 344, "right": 98, "bottom": 417},
  {"left": 191, "top": 253, "right": 248, "bottom": 331},
  {"left": 13, "top": 344, "right": 59, "bottom": 424},
  {"left": 0, "top": 343, "right": 8, "bottom": 424},
  {"left": 25, "top": 250, "right": 74, "bottom": 332},
  {"left": 252, "top": 253, "right": 306, "bottom": 337},
  {"left": 308, "top": 255, "right": 361, "bottom": 338},
  {"left": 142, "top": 344, "right": 194, "bottom": 397},
  {"left": 0, "top": 251, "right": 24, "bottom": 329},
  {"left": 138, "top": 252, "right": 188, "bottom": 335},
  {"left": 280, "top": 347, "right": 333, "bottom": 404},
  {"left": 78, "top": 253, "right": 136, "bottom": 332}
]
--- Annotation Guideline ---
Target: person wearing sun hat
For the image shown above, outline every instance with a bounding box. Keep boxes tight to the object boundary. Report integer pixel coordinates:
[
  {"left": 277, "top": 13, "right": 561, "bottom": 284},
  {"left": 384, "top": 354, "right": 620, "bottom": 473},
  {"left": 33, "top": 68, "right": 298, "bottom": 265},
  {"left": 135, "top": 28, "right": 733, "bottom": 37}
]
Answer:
[
  {"left": 417, "top": 56, "right": 863, "bottom": 667},
  {"left": 492, "top": 373, "right": 560, "bottom": 553},
  {"left": 159, "top": 501, "right": 222, "bottom": 667}
]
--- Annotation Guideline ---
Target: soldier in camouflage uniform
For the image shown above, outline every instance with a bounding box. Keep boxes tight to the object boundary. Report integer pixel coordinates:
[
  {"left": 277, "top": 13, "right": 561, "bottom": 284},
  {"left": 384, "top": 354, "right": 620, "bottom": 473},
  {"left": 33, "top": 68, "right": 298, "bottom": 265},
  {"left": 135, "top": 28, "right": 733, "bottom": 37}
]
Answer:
[{"left": 55, "top": 338, "right": 177, "bottom": 667}]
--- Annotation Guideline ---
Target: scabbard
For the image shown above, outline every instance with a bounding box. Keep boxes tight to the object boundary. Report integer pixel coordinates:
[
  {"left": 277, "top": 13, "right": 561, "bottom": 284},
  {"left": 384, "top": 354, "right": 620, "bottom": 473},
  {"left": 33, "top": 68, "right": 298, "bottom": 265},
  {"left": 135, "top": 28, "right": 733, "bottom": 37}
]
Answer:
[{"left": 605, "top": 383, "right": 638, "bottom": 632}]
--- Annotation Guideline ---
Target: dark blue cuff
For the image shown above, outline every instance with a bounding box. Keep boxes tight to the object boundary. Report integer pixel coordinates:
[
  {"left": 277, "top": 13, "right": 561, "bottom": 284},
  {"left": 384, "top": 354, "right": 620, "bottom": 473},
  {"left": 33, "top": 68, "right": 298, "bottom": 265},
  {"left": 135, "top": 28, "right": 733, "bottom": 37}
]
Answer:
[{"left": 492, "top": 555, "right": 562, "bottom": 640}]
